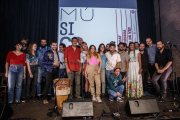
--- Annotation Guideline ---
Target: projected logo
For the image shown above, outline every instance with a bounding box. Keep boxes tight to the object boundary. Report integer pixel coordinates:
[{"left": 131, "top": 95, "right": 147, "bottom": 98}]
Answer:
[
  {"left": 57, "top": 7, "right": 139, "bottom": 48},
  {"left": 115, "top": 9, "right": 139, "bottom": 46}
]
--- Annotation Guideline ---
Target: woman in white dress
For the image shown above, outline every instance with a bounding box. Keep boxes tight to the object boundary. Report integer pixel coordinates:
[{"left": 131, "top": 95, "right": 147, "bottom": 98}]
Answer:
[{"left": 126, "top": 42, "right": 143, "bottom": 98}]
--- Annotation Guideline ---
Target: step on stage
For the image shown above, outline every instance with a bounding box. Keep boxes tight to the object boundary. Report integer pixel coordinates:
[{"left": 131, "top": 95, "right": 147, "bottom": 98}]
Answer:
[{"left": 8, "top": 96, "right": 180, "bottom": 120}]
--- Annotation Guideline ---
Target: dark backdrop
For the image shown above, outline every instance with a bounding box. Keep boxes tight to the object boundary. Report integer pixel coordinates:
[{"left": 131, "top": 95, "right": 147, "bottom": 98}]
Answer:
[{"left": 0, "top": 0, "right": 156, "bottom": 73}]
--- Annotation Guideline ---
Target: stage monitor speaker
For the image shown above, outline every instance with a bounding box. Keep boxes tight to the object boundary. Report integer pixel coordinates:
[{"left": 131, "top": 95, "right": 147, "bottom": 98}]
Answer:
[
  {"left": 125, "top": 98, "right": 159, "bottom": 116},
  {"left": 0, "top": 102, "right": 13, "bottom": 120},
  {"left": 62, "top": 101, "right": 93, "bottom": 119}
]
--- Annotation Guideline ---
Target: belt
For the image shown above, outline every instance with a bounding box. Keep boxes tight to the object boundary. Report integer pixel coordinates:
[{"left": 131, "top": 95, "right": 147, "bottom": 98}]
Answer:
[
  {"left": 38, "top": 65, "right": 44, "bottom": 68},
  {"left": 149, "top": 63, "right": 155, "bottom": 65}
]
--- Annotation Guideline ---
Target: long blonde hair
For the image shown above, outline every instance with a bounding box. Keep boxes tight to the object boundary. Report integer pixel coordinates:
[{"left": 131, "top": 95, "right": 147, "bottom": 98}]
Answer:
[
  {"left": 80, "top": 42, "right": 88, "bottom": 52},
  {"left": 87, "top": 45, "right": 99, "bottom": 59}
]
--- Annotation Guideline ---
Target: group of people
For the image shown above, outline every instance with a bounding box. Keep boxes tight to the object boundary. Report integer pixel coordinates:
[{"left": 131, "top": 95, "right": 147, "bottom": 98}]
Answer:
[{"left": 5, "top": 36, "right": 172, "bottom": 105}]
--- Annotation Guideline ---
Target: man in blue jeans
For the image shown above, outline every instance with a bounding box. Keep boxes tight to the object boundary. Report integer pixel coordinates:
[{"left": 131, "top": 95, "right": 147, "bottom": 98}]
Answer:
[
  {"left": 58, "top": 43, "right": 67, "bottom": 78},
  {"left": 105, "top": 44, "right": 121, "bottom": 82},
  {"left": 107, "top": 67, "right": 126, "bottom": 102},
  {"left": 36, "top": 38, "right": 51, "bottom": 100}
]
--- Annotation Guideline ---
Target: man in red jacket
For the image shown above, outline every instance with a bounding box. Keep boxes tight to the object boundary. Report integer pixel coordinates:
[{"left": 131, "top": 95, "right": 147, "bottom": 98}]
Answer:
[{"left": 64, "top": 37, "right": 82, "bottom": 99}]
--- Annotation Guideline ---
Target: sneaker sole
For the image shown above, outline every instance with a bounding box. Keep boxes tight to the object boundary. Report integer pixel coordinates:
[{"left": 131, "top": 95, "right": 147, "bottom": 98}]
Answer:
[{"left": 117, "top": 100, "right": 124, "bottom": 102}]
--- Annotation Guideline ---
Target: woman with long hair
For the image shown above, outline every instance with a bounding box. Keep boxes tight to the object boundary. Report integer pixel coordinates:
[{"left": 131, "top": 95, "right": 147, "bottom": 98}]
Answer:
[
  {"left": 85, "top": 45, "right": 102, "bottom": 102},
  {"left": 80, "top": 42, "right": 91, "bottom": 99},
  {"left": 126, "top": 42, "right": 143, "bottom": 98},
  {"left": 26, "top": 43, "right": 38, "bottom": 102},
  {"left": 98, "top": 43, "right": 106, "bottom": 98},
  {"left": 5, "top": 41, "right": 26, "bottom": 105}
]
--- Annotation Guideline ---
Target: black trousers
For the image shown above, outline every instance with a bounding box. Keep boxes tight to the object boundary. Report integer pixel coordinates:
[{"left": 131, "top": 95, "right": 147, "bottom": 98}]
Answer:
[
  {"left": 26, "top": 65, "right": 38, "bottom": 97},
  {"left": 148, "top": 63, "right": 156, "bottom": 79},
  {"left": 121, "top": 72, "right": 127, "bottom": 95},
  {"left": 148, "top": 63, "right": 159, "bottom": 94},
  {"left": 43, "top": 68, "right": 59, "bottom": 99},
  {"left": 142, "top": 69, "right": 149, "bottom": 91}
]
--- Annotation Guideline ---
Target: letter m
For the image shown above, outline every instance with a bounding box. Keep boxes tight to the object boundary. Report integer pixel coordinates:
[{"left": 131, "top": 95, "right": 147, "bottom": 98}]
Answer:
[{"left": 60, "top": 8, "right": 77, "bottom": 21}]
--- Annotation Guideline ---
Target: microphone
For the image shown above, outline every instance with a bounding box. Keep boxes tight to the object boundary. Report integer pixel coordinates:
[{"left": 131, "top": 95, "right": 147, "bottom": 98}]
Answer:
[{"left": 167, "top": 41, "right": 172, "bottom": 48}]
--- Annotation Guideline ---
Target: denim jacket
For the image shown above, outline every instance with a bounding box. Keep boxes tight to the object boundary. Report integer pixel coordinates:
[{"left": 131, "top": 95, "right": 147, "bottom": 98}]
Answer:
[
  {"left": 37, "top": 46, "right": 51, "bottom": 66},
  {"left": 43, "top": 49, "right": 59, "bottom": 72}
]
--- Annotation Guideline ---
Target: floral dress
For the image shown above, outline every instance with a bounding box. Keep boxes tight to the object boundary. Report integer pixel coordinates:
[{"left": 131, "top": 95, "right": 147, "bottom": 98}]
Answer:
[{"left": 126, "top": 50, "right": 143, "bottom": 98}]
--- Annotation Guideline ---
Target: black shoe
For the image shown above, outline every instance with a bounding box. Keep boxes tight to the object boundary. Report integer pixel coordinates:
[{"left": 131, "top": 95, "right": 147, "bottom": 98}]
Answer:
[
  {"left": 8, "top": 102, "right": 14, "bottom": 106},
  {"left": 32, "top": 97, "right": 37, "bottom": 102},
  {"left": 88, "top": 92, "right": 91, "bottom": 99},
  {"left": 25, "top": 98, "right": 30, "bottom": 103},
  {"left": 159, "top": 94, "right": 166, "bottom": 102},
  {"left": 84, "top": 92, "right": 88, "bottom": 99},
  {"left": 21, "top": 98, "right": 26, "bottom": 103},
  {"left": 15, "top": 101, "right": 20, "bottom": 105},
  {"left": 156, "top": 92, "right": 161, "bottom": 99},
  {"left": 101, "top": 93, "right": 106, "bottom": 98},
  {"left": 37, "top": 96, "right": 42, "bottom": 100}
]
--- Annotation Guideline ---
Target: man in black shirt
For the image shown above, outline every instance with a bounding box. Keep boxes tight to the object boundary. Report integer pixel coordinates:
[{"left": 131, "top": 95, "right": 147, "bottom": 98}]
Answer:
[
  {"left": 152, "top": 40, "right": 172, "bottom": 102},
  {"left": 140, "top": 43, "right": 151, "bottom": 96}
]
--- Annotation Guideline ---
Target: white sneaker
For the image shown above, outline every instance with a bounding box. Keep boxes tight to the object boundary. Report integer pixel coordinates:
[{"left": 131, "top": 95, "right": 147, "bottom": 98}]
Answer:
[
  {"left": 109, "top": 98, "right": 114, "bottom": 101},
  {"left": 96, "top": 97, "right": 102, "bottom": 102},
  {"left": 117, "top": 97, "right": 124, "bottom": 102},
  {"left": 92, "top": 95, "right": 97, "bottom": 101}
]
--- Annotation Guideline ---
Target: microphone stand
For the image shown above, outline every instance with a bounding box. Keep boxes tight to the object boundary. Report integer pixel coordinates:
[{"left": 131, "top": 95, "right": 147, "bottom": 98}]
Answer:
[
  {"left": 47, "top": 78, "right": 61, "bottom": 117},
  {"left": 167, "top": 45, "right": 179, "bottom": 101},
  {"left": 47, "top": 63, "right": 62, "bottom": 117}
]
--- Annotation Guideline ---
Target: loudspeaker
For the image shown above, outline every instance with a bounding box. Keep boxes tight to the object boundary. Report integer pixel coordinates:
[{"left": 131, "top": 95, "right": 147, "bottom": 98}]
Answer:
[
  {"left": 125, "top": 98, "right": 159, "bottom": 116},
  {"left": 0, "top": 102, "right": 13, "bottom": 120},
  {"left": 62, "top": 101, "right": 94, "bottom": 119}
]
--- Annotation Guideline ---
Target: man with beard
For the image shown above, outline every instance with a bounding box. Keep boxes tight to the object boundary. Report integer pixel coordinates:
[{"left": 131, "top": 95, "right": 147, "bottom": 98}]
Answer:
[
  {"left": 117, "top": 43, "right": 130, "bottom": 78},
  {"left": 21, "top": 37, "right": 28, "bottom": 53},
  {"left": 134, "top": 42, "right": 140, "bottom": 51},
  {"left": 117, "top": 43, "right": 129, "bottom": 97},
  {"left": 20, "top": 37, "right": 28, "bottom": 102},
  {"left": 106, "top": 44, "right": 110, "bottom": 52},
  {"left": 105, "top": 44, "right": 121, "bottom": 82},
  {"left": 36, "top": 38, "right": 51, "bottom": 100},
  {"left": 139, "top": 43, "right": 151, "bottom": 96},
  {"left": 123, "top": 43, "right": 127, "bottom": 51},
  {"left": 43, "top": 41, "right": 59, "bottom": 104},
  {"left": 152, "top": 40, "right": 172, "bottom": 102}
]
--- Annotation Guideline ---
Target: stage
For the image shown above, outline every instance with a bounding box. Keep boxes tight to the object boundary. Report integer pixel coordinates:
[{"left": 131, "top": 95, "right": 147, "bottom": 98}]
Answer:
[{"left": 9, "top": 95, "right": 180, "bottom": 120}]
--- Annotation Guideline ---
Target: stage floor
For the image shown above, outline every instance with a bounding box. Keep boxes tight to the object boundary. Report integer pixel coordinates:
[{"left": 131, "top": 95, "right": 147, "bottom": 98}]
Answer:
[{"left": 9, "top": 95, "right": 180, "bottom": 120}]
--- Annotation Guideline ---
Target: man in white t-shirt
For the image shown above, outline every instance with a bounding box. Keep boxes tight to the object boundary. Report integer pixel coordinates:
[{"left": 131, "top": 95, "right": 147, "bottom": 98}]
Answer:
[{"left": 105, "top": 44, "right": 121, "bottom": 82}]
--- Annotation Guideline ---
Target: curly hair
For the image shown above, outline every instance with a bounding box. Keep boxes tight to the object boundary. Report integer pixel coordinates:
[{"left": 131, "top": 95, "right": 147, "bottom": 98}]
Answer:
[
  {"left": 27, "top": 43, "right": 38, "bottom": 58},
  {"left": 87, "top": 45, "right": 99, "bottom": 59}
]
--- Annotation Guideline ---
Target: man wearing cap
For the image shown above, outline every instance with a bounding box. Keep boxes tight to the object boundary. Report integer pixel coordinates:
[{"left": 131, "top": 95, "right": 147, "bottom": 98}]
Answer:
[{"left": 107, "top": 67, "right": 126, "bottom": 102}]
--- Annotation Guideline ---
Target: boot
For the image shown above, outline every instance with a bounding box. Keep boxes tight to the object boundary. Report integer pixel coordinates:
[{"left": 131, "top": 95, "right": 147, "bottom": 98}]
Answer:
[
  {"left": 88, "top": 92, "right": 91, "bottom": 99},
  {"left": 84, "top": 92, "right": 87, "bottom": 99}
]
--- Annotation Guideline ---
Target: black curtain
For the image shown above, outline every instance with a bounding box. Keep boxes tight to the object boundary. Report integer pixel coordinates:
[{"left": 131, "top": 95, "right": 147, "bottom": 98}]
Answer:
[
  {"left": 0, "top": 0, "right": 156, "bottom": 73},
  {"left": 137, "top": 0, "right": 156, "bottom": 44},
  {"left": 0, "top": 0, "right": 58, "bottom": 72}
]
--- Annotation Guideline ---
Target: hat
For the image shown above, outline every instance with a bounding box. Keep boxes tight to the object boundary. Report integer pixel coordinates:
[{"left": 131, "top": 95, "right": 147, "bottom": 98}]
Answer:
[{"left": 113, "top": 66, "right": 121, "bottom": 72}]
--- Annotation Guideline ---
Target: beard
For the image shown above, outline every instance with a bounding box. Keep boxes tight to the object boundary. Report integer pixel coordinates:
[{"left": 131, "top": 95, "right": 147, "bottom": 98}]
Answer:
[
  {"left": 118, "top": 49, "right": 124, "bottom": 51},
  {"left": 139, "top": 48, "right": 145, "bottom": 51},
  {"left": 41, "top": 44, "right": 47, "bottom": 48},
  {"left": 158, "top": 47, "right": 163, "bottom": 50}
]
